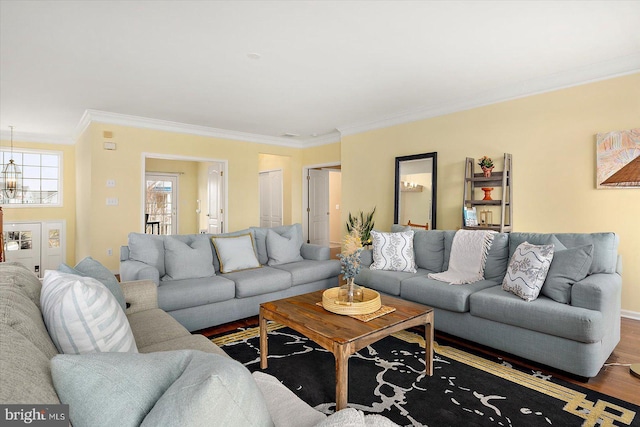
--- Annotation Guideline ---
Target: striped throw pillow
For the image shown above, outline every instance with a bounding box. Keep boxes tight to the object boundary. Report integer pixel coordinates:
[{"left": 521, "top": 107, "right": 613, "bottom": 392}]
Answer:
[{"left": 41, "top": 270, "right": 138, "bottom": 354}]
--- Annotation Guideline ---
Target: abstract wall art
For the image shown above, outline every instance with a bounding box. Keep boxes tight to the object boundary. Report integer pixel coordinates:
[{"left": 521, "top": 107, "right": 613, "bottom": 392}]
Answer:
[{"left": 596, "top": 128, "right": 640, "bottom": 189}]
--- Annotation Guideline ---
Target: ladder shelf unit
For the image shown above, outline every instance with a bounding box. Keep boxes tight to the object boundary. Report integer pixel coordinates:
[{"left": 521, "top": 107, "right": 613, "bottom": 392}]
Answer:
[{"left": 462, "top": 153, "right": 513, "bottom": 232}]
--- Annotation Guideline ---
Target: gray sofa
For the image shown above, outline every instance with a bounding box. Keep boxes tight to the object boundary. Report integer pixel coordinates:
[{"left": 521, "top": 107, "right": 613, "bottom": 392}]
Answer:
[
  {"left": 0, "top": 262, "right": 396, "bottom": 427},
  {"left": 120, "top": 224, "right": 341, "bottom": 331},
  {"left": 355, "top": 227, "right": 621, "bottom": 378}
]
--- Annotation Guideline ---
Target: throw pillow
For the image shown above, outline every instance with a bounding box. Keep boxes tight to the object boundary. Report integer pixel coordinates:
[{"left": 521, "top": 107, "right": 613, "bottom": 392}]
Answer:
[
  {"left": 50, "top": 350, "right": 274, "bottom": 427},
  {"left": 541, "top": 244, "right": 594, "bottom": 304},
  {"left": 502, "top": 242, "right": 554, "bottom": 302},
  {"left": 128, "top": 233, "right": 166, "bottom": 277},
  {"left": 251, "top": 224, "right": 304, "bottom": 265},
  {"left": 370, "top": 230, "right": 417, "bottom": 273},
  {"left": 59, "top": 256, "right": 126, "bottom": 311},
  {"left": 266, "top": 227, "right": 303, "bottom": 266},
  {"left": 40, "top": 270, "right": 138, "bottom": 354},
  {"left": 211, "top": 234, "right": 261, "bottom": 273},
  {"left": 163, "top": 236, "right": 215, "bottom": 280}
]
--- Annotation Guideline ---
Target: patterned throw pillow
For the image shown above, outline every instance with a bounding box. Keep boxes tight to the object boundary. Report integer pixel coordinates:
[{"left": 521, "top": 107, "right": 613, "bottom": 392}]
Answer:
[
  {"left": 41, "top": 270, "right": 138, "bottom": 354},
  {"left": 370, "top": 230, "right": 417, "bottom": 273},
  {"left": 502, "top": 241, "right": 555, "bottom": 302}
]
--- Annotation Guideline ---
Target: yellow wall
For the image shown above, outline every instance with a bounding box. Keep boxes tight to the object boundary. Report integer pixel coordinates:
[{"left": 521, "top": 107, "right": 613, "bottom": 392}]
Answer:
[
  {"left": 342, "top": 73, "right": 640, "bottom": 313},
  {"left": 75, "top": 123, "right": 302, "bottom": 271},
  {"left": 1, "top": 139, "right": 76, "bottom": 265},
  {"left": 145, "top": 158, "right": 199, "bottom": 234}
]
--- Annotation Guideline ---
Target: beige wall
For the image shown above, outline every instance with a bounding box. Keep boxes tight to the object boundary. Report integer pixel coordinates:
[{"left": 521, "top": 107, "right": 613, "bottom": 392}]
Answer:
[
  {"left": 1, "top": 139, "right": 76, "bottom": 265},
  {"left": 145, "top": 158, "right": 199, "bottom": 234},
  {"left": 342, "top": 73, "right": 640, "bottom": 313}
]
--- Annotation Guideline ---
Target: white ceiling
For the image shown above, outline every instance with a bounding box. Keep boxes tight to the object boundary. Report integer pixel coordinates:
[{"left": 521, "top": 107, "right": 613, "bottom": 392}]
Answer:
[{"left": 1, "top": 1, "right": 639, "bottom": 146}]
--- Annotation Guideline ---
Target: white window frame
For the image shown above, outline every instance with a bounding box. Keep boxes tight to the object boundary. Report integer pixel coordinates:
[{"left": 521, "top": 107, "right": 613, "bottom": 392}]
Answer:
[{"left": 0, "top": 148, "right": 63, "bottom": 207}]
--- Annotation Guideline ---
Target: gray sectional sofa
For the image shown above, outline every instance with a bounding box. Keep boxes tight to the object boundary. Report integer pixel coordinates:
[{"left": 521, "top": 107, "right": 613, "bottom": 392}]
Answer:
[
  {"left": 355, "top": 226, "right": 621, "bottom": 378},
  {"left": 1, "top": 262, "right": 397, "bottom": 427},
  {"left": 120, "top": 224, "right": 341, "bottom": 331}
]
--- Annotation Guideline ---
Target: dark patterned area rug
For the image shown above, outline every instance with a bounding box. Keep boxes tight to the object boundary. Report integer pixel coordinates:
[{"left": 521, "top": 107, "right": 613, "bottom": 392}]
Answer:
[{"left": 212, "top": 323, "right": 639, "bottom": 427}]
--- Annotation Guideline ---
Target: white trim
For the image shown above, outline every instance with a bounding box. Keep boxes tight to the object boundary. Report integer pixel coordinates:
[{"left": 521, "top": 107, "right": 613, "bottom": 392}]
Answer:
[
  {"left": 302, "top": 161, "right": 341, "bottom": 244},
  {"left": 338, "top": 58, "right": 640, "bottom": 137},
  {"left": 141, "top": 152, "right": 228, "bottom": 235},
  {"left": 621, "top": 310, "right": 640, "bottom": 322}
]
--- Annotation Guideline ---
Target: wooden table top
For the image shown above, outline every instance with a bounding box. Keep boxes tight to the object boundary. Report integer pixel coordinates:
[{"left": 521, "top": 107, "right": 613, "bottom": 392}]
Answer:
[{"left": 260, "top": 289, "right": 433, "bottom": 346}]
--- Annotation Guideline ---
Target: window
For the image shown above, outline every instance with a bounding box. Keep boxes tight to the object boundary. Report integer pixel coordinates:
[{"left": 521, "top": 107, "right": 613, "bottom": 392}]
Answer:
[{"left": 0, "top": 149, "right": 62, "bottom": 206}]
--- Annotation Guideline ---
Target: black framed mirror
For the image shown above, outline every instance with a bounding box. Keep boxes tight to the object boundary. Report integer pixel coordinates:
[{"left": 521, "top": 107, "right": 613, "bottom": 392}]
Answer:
[{"left": 394, "top": 152, "right": 437, "bottom": 229}]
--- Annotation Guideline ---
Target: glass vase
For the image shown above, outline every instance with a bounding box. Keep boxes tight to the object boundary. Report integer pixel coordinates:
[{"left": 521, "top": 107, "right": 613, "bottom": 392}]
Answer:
[{"left": 338, "top": 278, "right": 363, "bottom": 304}]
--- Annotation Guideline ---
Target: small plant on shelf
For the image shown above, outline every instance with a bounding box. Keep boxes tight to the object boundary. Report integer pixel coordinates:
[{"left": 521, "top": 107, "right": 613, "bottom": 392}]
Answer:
[{"left": 478, "top": 156, "right": 494, "bottom": 177}]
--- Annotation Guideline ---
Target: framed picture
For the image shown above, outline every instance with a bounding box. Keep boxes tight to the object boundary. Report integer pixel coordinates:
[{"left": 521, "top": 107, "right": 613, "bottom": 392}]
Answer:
[{"left": 596, "top": 128, "right": 640, "bottom": 188}]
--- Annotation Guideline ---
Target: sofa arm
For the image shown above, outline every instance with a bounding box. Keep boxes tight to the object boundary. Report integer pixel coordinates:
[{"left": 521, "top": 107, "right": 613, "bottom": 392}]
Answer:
[
  {"left": 120, "top": 280, "right": 158, "bottom": 315},
  {"left": 301, "top": 243, "right": 330, "bottom": 261},
  {"left": 571, "top": 273, "right": 622, "bottom": 313},
  {"left": 120, "top": 259, "right": 160, "bottom": 285}
]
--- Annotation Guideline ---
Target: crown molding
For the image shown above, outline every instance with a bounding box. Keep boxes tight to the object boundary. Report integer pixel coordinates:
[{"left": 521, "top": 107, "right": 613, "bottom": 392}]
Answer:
[
  {"left": 0, "top": 129, "right": 73, "bottom": 145},
  {"left": 338, "top": 55, "right": 640, "bottom": 137},
  {"left": 74, "top": 109, "right": 339, "bottom": 148}
]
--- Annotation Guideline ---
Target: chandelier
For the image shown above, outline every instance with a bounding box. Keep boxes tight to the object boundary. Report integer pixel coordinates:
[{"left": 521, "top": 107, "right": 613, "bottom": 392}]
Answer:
[{"left": 3, "top": 126, "right": 21, "bottom": 199}]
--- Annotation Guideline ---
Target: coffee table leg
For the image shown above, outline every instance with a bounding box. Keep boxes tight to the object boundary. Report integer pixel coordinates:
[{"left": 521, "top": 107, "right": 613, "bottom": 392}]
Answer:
[
  {"left": 335, "top": 345, "right": 349, "bottom": 411},
  {"left": 425, "top": 313, "right": 434, "bottom": 375},
  {"left": 260, "top": 310, "right": 268, "bottom": 369}
]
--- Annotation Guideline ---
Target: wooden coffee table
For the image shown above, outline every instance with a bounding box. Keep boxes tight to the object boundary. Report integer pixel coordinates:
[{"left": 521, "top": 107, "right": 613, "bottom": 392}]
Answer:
[{"left": 259, "top": 290, "right": 434, "bottom": 411}]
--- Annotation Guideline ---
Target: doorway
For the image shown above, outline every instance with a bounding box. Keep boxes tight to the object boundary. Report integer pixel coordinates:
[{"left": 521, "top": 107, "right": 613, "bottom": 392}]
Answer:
[
  {"left": 145, "top": 173, "right": 178, "bottom": 235},
  {"left": 303, "top": 163, "right": 341, "bottom": 247},
  {"left": 2, "top": 221, "right": 65, "bottom": 278}
]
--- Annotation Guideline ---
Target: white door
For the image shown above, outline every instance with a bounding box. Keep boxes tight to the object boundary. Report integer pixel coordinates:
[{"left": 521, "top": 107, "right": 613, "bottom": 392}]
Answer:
[
  {"left": 308, "top": 169, "right": 330, "bottom": 246},
  {"left": 259, "top": 170, "right": 283, "bottom": 228},
  {"left": 208, "top": 163, "right": 225, "bottom": 234},
  {"left": 3, "top": 222, "right": 42, "bottom": 277},
  {"left": 145, "top": 174, "right": 178, "bottom": 235}
]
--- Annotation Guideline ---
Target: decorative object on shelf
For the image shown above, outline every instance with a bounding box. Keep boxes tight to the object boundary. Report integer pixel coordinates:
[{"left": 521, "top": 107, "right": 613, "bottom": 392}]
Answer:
[
  {"left": 337, "top": 227, "right": 364, "bottom": 304},
  {"left": 322, "top": 286, "right": 382, "bottom": 315},
  {"left": 2, "top": 126, "right": 21, "bottom": 199},
  {"left": 463, "top": 207, "right": 478, "bottom": 226},
  {"left": 478, "top": 156, "right": 494, "bottom": 178},
  {"left": 596, "top": 128, "right": 640, "bottom": 188},
  {"left": 346, "top": 207, "right": 375, "bottom": 246},
  {"left": 481, "top": 187, "right": 494, "bottom": 200},
  {"left": 480, "top": 210, "right": 493, "bottom": 227}
]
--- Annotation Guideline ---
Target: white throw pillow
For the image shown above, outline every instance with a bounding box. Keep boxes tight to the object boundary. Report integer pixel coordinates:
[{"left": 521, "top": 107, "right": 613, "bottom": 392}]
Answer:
[
  {"left": 40, "top": 270, "right": 138, "bottom": 354},
  {"left": 370, "top": 230, "right": 417, "bottom": 273},
  {"left": 502, "top": 241, "right": 555, "bottom": 302},
  {"left": 211, "top": 234, "right": 261, "bottom": 273}
]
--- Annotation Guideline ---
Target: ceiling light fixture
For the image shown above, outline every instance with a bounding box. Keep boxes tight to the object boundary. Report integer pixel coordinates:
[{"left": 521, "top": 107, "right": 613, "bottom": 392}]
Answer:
[
  {"left": 247, "top": 52, "right": 261, "bottom": 60},
  {"left": 3, "top": 126, "right": 21, "bottom": 199}
]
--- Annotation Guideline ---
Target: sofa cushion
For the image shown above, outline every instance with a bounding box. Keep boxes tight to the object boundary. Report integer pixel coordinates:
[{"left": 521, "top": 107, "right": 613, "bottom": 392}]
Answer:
[
  {"left": 251, "top": 224, "right": 303, "bottom": 266},
  {"left": 163, "top": 236, "right": 215, "bottom": 280},
  {"left": 223, "top": 267, "right": 292, "bottom": 298},
  {"left": 212, "top": 234, "right": 261, "bottom": 273},
  {"left": 355, "top": 267, "right": 430, "bottom": 296},
  {"left": 127, "top": 308, "right": 190, "bottom": 349},
  {"left": 470, "top": 286, "right": 604, "bottom": 343},
  {"left": 271, "top": 259, "right": 341, "bottom": 286},
  {"left": 401, "top": 277, "right": 498, "bottom": 313},
  {"left": 50, "top": 350, "right": 274, "bottom": 427},
  {"left": 157, "top": 276, "right": 235, "bottom": 312},
  {"left": 60, "top": 256, "right": 126, "bottom": 311},
  {"left": 0, "top": 324, "right": 61, "bottom": 404},
  {"left": 483, "top": 233, "right": 510, "bottom": 282},
  {"left": 502, "top": 242, "right": 554, "bottom": 302},
  {"left": 266, "top": 228, "right": 303, "bottom": 266},
  {"left": 128, "top": 233, "right": 165, "bottom": 277},
  {"left": 138, "top": 334, "right": 228, "bottom": 357},
  {"left": 41, "top": 270, "right": 138, "bottom": 354},
  {"left": 370, "top": 230, "right": 417, "bottom": 273},
  {"left": 541, "top": 244, "right": 594, "bottom": 304},
  {"left": 412, "top": 230, "right": 445, "bottom": 272}
]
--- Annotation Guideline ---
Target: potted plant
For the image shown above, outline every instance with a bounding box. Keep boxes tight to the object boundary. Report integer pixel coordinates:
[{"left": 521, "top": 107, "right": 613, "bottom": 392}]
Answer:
[
  {"left": 346, "top": 207, "right": 376, "bottom": 247},
  {"left": 478, "top": 156, "right": 494, "bottom": 177},
  {"left": 337, "top": 225, "right": 364, "bottom": 304}
]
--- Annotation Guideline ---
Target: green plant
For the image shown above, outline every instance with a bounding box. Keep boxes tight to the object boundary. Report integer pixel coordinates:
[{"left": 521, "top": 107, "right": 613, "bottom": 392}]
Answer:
[
  {"left": 478, "top": 156, "right": 494, "bottom": 169},
  {"left": 346, "top": 207, "right": 376, "bottom": 246}
]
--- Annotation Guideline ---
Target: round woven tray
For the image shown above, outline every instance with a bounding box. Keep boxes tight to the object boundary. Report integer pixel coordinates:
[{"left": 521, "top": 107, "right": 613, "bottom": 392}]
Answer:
[{"left": 322, "top": 286, "right": 382, "bottom": 315}]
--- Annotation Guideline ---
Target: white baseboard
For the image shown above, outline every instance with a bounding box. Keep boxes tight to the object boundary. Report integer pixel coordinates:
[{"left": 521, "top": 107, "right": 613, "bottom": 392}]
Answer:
[{"left": 621, "top": 310, "right": 640, "bottom": 321}]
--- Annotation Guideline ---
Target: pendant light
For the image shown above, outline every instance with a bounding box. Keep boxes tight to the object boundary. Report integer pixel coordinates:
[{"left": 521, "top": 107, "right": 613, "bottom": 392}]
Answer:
[{"left": 3, "top": 126, "right": 21, "bottom": 199}]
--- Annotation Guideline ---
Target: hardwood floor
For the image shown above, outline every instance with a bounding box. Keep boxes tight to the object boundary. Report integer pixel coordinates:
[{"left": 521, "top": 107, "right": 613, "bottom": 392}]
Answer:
[{"left": 197, "top": 316, "right": 640, "bottom": 406}]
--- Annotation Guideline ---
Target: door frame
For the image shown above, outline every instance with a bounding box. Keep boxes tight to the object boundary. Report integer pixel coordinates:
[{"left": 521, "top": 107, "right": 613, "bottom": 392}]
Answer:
[
  {"left": 142, "top": 153, "right": 228, "bottom": 234},
  {"left": 302, "top": 162, "right": 341, "bottom": 244}
]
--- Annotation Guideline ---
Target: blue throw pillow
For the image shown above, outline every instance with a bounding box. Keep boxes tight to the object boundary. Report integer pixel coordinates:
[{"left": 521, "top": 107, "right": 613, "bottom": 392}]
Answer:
[{"left": 59, "top": 257, "right": 126, "bottom": 311}]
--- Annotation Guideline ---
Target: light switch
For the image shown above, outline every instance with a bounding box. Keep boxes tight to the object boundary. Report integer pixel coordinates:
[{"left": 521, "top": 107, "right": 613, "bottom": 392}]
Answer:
[
  {"left": 335, "top": 204, "right": 340, "bottom": 210},
  {"left": 106, "top": 198, "right": 119, "bottom": 206}
]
